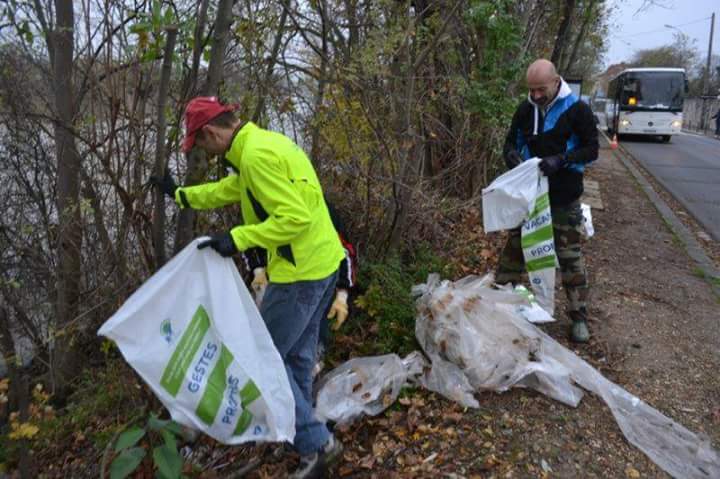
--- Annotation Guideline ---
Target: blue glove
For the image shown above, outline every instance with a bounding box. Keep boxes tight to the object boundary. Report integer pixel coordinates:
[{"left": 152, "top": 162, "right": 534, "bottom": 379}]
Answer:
[
  {"left": 198, "top": 232, "right": 238, "bottom": 257},
  {"left": 539, "top": 154, "right": 567, "bottom": 176}
]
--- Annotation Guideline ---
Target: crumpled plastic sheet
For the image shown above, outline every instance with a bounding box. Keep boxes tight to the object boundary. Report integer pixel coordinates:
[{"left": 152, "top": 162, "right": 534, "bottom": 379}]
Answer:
[
  {"left": 314, "top": 352, "right": 426, "bottom": 425},
  {"left": 416, "top": 355, "right": 479, "bottom": 409},
  {"left": 413, "top": 273, "right": 720, "bottom": 479}
]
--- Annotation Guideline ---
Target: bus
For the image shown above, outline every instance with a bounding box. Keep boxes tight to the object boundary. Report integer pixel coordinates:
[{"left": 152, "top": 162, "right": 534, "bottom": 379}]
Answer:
[{"left": 607, "top": 68, "right": 688, "bottom": 142}]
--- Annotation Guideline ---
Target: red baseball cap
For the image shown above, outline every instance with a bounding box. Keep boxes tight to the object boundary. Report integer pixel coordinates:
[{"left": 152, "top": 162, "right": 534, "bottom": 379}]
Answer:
[{"left": 182, "top": 96, "right": 239, "bottom": 152}]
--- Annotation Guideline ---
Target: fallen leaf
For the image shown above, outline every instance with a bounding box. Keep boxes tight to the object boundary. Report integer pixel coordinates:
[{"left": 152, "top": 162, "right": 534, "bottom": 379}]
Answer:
[
  {"left": 360, "top": 454, "right": 376, "bottom": 469},
  {"left": 443, "top": 411, "right": 463, "bottom": 423},
  {"left": 625, "top": 466, "right": 641, "bottom": 478},
  {"left": 9, "top": 422, "right": 39, "bottom": 440}
]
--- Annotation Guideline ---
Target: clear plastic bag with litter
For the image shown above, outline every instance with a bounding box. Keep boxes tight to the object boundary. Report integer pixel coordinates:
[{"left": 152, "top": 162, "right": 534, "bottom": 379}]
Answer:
[
  {"left": 413, "top": 273, "right": 720, "bottom": 479},
  {"left": 314, "top": 352, "right": 426, "bottom": 425}
]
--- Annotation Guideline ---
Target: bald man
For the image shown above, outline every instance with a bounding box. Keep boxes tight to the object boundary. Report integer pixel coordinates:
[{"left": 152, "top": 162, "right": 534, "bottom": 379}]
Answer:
[{"left": 497, "top": 59, "right": 598, "bottom": 343}]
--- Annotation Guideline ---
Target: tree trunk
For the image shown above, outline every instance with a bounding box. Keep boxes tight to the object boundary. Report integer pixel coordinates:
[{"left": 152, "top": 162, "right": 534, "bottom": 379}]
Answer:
[
  {"left": 519, "top": 0, "right": 545, "bottom": 62},
  {"left": 0, "top": 304, "right": 32, "bottom": 478},
  {"left": 562, "top": 0, "right": 595, "bottom": 75},
  {"left": 152, "top": 27, "right": 178, "bottom": 269},
  {"left": 550, "top": 0, "right": 576, "bottom": 66},
  {"left": 0, "top": 305, "right": 17, "bottom": 422},
  {"left": 310, "top": 0, "right": 329, "bottom": 163},
  {"left": 175, "top": 0, "right": 235, "bottom": 253},
  {"left": 181, "top": 0, "right": 210, "bottom": 101},
  {"left": 51, "top": 0, "right": 83, "bottom": 398},
  {"left": 252, "top": 8, "right": 289, "bottom": 124}
]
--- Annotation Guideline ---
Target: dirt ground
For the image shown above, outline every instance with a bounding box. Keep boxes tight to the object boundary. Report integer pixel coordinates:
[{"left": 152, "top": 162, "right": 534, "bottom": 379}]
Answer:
[{"left": 316, "top": 141, "right": 720, "bottom": 478}]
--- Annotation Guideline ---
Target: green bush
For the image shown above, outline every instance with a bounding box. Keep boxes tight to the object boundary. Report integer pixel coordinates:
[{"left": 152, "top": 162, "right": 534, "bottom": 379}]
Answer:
[
  {"left": 352, "top": 245, "right": 453, "bottom": 356},
  {"left": 104, "top": 413, "right": 185, "bottom": 479}
]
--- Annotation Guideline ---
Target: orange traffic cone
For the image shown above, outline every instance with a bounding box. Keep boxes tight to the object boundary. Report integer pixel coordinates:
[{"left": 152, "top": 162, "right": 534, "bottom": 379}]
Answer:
[{"left": 610, "top": 134, "right": 618, "bottom": 150}]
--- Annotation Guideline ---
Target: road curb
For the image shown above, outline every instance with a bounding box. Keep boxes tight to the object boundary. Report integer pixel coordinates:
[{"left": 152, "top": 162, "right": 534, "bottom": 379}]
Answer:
[{"left": 607, "top": 136, "right": 720, "bottom": 291}]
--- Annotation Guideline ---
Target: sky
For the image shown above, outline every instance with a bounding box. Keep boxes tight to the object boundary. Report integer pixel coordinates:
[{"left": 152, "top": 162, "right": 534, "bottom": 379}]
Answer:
[{"left": 605, "top": 0, "right": 718, "bottom": 68}]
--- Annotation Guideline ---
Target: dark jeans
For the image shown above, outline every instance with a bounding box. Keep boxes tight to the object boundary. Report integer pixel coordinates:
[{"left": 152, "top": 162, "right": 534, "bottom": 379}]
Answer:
[
  {"left": 259, "top": 271, "right": 338, "bottom": 455},
  {"left": 319, "top": 315, "right": 330, "bottom": 350}
]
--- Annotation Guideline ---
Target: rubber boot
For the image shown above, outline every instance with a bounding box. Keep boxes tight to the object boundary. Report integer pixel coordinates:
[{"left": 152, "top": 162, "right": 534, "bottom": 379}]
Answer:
[{"left": 569, "top": 307, "right": 590, "bottom": 343}]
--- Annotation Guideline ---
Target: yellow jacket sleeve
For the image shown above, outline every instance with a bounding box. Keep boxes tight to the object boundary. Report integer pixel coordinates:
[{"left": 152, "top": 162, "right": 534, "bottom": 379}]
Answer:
[
  {"left": 175, "top": 174, "right": 243, "bottom": 210},
  {"left": 230, "top": 152, "right": 312, "bottom": 251}
]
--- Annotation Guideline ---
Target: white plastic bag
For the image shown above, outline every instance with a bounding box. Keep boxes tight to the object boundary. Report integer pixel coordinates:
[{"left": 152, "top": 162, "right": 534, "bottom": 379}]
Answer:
[
  {"left": 314, "top": 352, "right": 425, "bottom": 425},
  {"left": 497, "top": 285, "right": 555, "bottom": 324},
  {"left": 482, "top": 159, "right": 557, "bottom": 314},
  {"left": 98, "top": 239, "right": 295, "bottom": 445},
  {"left": 482, "top": 158, "right": 542, "bottom": 233},
  {"left": 520, "top": 176, "right": 557, "bottom": 315},
  {"left": 414, "top": 273, "right": 720, "bottom": 479},
  {"left": 581, "top": 203, "right": 594, "bottom": 238}
]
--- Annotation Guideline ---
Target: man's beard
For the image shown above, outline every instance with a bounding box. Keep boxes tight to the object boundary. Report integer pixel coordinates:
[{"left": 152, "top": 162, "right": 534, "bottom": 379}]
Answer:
[{"left": 533, "top": 95, "right": 549, "bottom": 106}]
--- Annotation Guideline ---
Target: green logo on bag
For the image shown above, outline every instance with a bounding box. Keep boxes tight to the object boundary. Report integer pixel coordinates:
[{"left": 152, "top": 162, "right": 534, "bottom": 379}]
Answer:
[{"left": 161, "top": 319, "right": 173, "bottom": 344}]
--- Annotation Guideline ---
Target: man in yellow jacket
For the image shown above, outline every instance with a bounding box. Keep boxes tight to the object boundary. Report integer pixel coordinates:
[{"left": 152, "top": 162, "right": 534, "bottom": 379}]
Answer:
[{"left": 152, "top": 97, "right": 344, "bottom": 478}]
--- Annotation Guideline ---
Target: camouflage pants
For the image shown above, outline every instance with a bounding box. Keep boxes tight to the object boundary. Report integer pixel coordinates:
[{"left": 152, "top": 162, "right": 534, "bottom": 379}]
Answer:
[{"left": 495, "top": 200, "right": 589, "bottom": 313}]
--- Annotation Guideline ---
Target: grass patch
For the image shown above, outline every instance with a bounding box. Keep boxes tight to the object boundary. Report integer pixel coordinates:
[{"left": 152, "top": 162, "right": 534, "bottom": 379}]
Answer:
[
  {"left": 340, "top": 244, "right": 454, "bottom": 358},
  {"left": 41, "top": 359, "right": 145, "bottom": 447},
  {"left": 691, "top": 267, "right": 720, "bottom": 301},
  {"left": 0, "top": 357, "right": 149, "bottom": 472},
  {"left": 692, "top": 267, "right": 706, "bottom": 280}
]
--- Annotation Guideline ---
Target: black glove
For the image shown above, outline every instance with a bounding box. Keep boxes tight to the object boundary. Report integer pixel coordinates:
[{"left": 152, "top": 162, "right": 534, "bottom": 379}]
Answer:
[
  {"left": 539, "top": 154, "right": 567, "bottom": 176},
  {"left": 198, "top": 232, "right": 238, "bottom": 257},
  {"left": 504, "top": 150, "right": 523, "bottom": 170},
  {"left": 149, "top": 171, "right": 178, "bottom": 199}
]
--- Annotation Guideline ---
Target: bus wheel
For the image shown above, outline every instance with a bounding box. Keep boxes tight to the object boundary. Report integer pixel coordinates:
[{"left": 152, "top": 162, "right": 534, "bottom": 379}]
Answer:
[{"left": 661, "top": 135, "right": 671, "bottom": 143}]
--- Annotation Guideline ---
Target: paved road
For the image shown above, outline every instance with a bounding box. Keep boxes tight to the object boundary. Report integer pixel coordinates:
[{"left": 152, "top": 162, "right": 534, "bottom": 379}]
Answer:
[{"left": 619, "top": 132, "right": 720, "bottom": 241}]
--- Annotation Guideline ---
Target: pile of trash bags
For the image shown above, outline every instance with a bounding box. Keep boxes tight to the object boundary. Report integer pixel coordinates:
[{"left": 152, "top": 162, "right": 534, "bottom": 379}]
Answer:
[{"left": 315, "top": 274, "right": 720, "bottom": 479}]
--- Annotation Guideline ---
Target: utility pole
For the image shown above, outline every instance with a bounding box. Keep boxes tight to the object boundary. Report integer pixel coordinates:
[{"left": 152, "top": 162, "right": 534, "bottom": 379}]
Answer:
[
  {"left": 704, "top": 13, "right": 715, "bottom": 96},
  {"left": 701, "top": 12, "right": 715, "bottom": 132}
]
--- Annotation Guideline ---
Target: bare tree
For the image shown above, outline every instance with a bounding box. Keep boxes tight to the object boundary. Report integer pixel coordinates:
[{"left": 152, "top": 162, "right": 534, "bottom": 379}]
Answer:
[
  {"left": 175, "top": 0, "right": 235, "bottom": 252},
  {"left": 152, "top": 26, "right": 178, "bottom": 269},
  {"left": 551, "top": 0, "right": 577, "bottom": 65},
  {"left": 47, "top": 0, "right": 83, "bottom": 397}
]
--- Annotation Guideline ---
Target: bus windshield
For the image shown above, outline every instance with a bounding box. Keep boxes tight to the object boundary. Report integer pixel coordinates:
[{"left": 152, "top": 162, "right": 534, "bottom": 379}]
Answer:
[{"left": 620, "top": 72, "right": 685, "bottom": 111}]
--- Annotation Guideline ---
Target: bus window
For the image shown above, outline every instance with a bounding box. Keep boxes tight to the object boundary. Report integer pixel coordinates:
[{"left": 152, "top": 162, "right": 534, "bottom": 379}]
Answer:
[
  {"left": 619, "top": 72, "right": 684, "bottom": 111},
  {"left": 621, "top": 79, "right": 640, "bottom": 106}
]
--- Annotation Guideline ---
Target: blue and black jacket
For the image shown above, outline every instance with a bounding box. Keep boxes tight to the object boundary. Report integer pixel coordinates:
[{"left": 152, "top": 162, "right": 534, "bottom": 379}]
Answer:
[{"left": 503, "top": 79, "right": 599, "bottom": 206}]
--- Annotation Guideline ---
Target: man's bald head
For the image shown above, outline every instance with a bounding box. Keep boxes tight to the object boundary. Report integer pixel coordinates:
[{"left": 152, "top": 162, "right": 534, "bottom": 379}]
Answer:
[
  {"left": 526, "top": 59, "right": 560, "bottom": 107},
  {"left": 527, "top": 59, "right": 558, "bottom": 84}
]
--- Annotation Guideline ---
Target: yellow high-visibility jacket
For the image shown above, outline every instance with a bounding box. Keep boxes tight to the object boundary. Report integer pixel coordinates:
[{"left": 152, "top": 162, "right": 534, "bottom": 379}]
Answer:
[{"left": 175, "top": 122, "right": 343, "bottom": 283}]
